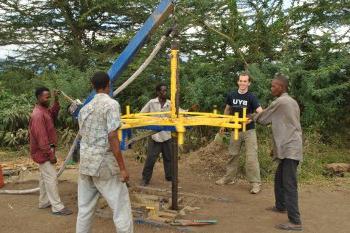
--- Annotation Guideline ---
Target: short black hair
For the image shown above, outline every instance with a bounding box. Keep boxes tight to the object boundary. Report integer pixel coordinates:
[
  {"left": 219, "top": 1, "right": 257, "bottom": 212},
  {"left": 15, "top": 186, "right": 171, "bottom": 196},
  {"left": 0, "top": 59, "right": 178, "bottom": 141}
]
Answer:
[
  {"left": 91, "top": 71, "right": 110, "bottom": 90},
  {"left": 155, "top": 83, "right": 167, "bottom": 93},
  {"left": 274, "top": 73, "right": 289, "bottom": 90},
  {"left": 35, "top": 87, "right": 50, "bottom": 99}
]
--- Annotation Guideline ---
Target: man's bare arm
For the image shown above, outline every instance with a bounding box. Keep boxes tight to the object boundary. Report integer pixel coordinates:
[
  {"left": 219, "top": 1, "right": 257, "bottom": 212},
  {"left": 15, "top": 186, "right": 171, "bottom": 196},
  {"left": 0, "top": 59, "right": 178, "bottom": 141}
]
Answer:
[
  {"left": 219, "top": 105, "right": 231, "bottom": 134},
  {"left": 223, "top": 104, "right": 231, "bottom": 115}
]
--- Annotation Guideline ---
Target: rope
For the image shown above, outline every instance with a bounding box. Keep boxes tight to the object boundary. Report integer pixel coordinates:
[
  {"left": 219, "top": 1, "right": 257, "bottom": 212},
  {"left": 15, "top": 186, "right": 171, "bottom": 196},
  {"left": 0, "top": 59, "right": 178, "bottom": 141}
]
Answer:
[
  {"left": 113, "top": 28, "right": 174, "bottom": 97},
  {"left": 60, "top": 90, "right": 75, "bottom": 103}
]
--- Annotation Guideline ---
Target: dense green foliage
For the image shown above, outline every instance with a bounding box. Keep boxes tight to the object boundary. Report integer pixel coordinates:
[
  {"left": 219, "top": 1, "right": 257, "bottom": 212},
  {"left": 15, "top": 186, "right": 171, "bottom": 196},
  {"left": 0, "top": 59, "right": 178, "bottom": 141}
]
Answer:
[{"left": 0, "top": 0, "right": 349, "bottom": 150}]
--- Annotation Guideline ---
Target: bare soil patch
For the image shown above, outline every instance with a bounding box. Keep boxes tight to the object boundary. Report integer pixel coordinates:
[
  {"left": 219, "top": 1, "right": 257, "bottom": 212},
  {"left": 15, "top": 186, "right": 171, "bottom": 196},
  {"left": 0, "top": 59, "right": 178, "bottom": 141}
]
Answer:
[{"left": 1, "top": 143, "right": 350, "bottom": 233}]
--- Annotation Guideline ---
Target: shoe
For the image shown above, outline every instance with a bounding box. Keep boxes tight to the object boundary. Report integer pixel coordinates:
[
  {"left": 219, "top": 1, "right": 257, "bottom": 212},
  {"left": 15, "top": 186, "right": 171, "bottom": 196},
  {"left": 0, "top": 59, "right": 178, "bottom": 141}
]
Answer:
[
  {"left": 250, "top": 183, "right": 261, "bottom": 194},
  {"left": 266, "top": 206, "right": 287, "bottom": 213},
  {"left": 275, "top": 222, "right": 303, "bottom": 231},
  {"left": 140, "top": 180, "right": 149, "bottom": 186},
  {"left": 166, "top": 177, "right": 172, "bottom": 182},
  {"left": 38, "top": 203, "right": 51, "bottom": 209},
  {"left": 52, "top": 207, "right": 73, "bottom": 216},
  {"left": 215, "top": 177, "right": 235, "bottom": 185}
]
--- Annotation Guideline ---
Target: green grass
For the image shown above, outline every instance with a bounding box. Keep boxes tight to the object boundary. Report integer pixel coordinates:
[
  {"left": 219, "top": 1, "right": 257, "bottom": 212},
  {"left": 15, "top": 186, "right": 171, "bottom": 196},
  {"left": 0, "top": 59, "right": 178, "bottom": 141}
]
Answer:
[
  {"left": 1, "top": 127, "right": 349, "bottom": 184},
  {"left": 247, "top": 127, "right": 350, "bottom": 183},
  {"left": 0, "top": 146, "right": 29, "bottom": 162}
]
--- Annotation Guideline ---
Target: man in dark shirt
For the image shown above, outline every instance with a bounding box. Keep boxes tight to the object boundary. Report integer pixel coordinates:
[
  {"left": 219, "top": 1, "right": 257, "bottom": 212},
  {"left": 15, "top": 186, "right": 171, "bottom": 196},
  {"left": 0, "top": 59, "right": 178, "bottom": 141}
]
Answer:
[
  {"left": 216, "top": 72, "right": 263, "bottom": 194},
  {"left": 29, "top": 87, "right": 72, "bottom": 215}
]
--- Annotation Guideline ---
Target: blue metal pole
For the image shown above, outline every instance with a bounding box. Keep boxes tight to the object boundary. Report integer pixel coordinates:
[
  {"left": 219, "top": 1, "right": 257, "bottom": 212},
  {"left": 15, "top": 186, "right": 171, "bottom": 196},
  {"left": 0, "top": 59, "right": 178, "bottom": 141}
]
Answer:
[{"left": 82, "top": 0, "right": 174, "bottom": 107}]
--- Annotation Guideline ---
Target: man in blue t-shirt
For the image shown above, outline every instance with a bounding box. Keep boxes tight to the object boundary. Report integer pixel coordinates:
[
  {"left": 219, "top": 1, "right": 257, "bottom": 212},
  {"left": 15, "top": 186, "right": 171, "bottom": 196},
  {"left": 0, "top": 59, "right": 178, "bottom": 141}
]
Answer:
[{"left": 216, "top": 71, "right": 263, "bottom": 194}]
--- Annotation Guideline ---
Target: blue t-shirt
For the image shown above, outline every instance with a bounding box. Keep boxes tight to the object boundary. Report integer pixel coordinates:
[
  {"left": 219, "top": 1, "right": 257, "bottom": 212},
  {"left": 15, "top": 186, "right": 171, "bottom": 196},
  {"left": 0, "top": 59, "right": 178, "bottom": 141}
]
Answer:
[{"left": 226, "top": 90, "right": 260, "bottom": 130}]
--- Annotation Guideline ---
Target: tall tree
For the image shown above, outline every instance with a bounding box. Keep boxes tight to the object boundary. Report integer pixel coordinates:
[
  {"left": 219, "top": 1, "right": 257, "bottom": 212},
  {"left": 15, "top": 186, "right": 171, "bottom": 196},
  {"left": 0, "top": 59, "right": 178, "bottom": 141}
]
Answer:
[{"left": 0, "top": 0, "right": 158, "bottom": 69}]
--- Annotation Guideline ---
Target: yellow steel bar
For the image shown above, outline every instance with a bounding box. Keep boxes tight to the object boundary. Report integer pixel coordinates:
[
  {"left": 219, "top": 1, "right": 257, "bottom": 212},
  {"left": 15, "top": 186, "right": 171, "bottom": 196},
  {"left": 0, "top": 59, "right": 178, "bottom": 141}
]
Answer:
[
  {"left": 123, "top": 115, "right": 231, "bottom": 123},
  {"left": 242, "top": 108, "right": 246, "bottom": 132},
  {"left": 122, "top": 111, "right": 247, "bottom": 119},
  {"left": 120, "top": 107, "right": 248, "bottom": 144},
  {"left": 180, "top": 119, "right": 241, "bottom": 127},
  {"left": 122, "top": 114, "right": 245, "bottom": 125},
  {"left": 176, "top": 125, "right": 186, "bottom": 144},
  {"left": 234, "top": 112, "right": 239, "bottom": 140},
  {"left": 117, "top": 129, "right": 122, "bottom": 141},
  {"left": 126, "top": 105, "right": 130, "bottom": 115},
  {"left": 122, "top": 114, "right": 241, "bottom": 121},
  {"left": 121, "top": 117, "right": 243, "bottom": 129},
  {"left": 170, "top": 49, "right": 179, "bottom": 118},
  {"left": 175, "top": 112, "right": 236, "bottom": 118},
  {"left": 122, "top": 111, "right": 238, "bottom": 119},
  {"left": 121, "top": 111, "right": 171, "bottom": 118}
]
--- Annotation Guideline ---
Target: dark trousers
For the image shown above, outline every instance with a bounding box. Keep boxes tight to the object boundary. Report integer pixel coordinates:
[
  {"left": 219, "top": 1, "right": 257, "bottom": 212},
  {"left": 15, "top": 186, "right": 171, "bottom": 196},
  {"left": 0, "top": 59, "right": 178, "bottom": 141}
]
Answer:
[
  {"left": 142, "top": 139, "right": 172, "bottom": 183},
  {"left": 275, "top": 158, "right": 302, "bottom": 224}
]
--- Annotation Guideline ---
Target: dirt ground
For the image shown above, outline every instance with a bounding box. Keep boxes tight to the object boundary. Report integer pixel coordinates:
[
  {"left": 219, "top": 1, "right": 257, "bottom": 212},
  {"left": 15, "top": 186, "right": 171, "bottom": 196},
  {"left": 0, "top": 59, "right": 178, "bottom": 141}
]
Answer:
[{"left": 1, "top": 152, "right": 350, "bottom": 233}]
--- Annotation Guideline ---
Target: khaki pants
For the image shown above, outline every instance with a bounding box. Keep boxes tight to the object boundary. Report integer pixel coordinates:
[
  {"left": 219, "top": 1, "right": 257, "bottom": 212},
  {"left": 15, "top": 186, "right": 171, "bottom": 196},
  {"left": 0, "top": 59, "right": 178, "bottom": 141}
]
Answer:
[
  {"left": 225, "top": 129, "right": 261, "bottom": 183},
  {"left": 38, "top": 161, "right": 65, "bottom": 212},
  {"left": 76, "top": 165, "right": 133, "bottom": 233}
]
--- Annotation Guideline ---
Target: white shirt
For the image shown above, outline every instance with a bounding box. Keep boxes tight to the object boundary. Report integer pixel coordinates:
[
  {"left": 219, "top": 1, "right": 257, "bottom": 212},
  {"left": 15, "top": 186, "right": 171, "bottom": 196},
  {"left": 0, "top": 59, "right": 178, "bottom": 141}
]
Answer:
[{"left": 140, "top": 97, "right": 172, "bottom": 142}]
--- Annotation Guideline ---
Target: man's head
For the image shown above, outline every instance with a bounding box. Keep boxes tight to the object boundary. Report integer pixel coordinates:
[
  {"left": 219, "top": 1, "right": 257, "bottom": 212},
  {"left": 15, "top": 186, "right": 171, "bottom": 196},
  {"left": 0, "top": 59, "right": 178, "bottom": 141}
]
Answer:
[
  {"left": 271, "top": 73, "right": 289, "bottom": 97},
  {"left": 156, "top": 83, "right": 167, "bottom": 100},
  {"left": 91, "top": 71, "right": 110, "bottom": 93},
  {"left": 237, "top": 71, "right": 251, "bottom": 92},
  {"left": 35, "top": 87, "right": 51, "bottom": 108}
]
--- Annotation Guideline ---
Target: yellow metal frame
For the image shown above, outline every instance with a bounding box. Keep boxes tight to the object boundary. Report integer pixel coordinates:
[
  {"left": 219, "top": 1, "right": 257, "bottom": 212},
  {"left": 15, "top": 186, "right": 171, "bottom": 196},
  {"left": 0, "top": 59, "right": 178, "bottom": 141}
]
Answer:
[
  {"left": 170, "top": 49, "right": 178, "bottom": 118},
  {"left": 118, "top": 47, "right": 247, "bottom": 144}
]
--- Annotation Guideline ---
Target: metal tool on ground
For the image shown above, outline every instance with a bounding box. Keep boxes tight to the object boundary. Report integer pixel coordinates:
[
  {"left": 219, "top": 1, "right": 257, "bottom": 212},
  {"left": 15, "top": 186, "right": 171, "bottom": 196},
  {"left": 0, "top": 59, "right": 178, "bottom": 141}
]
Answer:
[
  {"left": 170, "top": 219, "right": 218, "bottom": 226},
  {"left": 134, "top": 218, "right": 192, "bottom": 232}
]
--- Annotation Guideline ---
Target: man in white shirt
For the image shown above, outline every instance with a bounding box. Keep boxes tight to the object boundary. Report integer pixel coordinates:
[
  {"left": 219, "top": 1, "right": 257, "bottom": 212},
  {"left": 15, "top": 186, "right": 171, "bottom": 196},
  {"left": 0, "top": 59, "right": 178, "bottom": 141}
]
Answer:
[
  {"left": 140, "top": 84, "right": 172, "bottom": 186},
  {"left": 76, "top": 71, "right": 133, "bottom": 233}
]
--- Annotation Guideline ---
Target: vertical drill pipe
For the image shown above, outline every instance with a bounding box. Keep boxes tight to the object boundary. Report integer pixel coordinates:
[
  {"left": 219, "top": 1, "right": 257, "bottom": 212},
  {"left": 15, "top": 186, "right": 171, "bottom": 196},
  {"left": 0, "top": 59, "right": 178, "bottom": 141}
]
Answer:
[
  {"left": 170, "top": 40, "right": 179, "bottom": 210},
  {"left": 171, "top": 136, "right": 179, "bottom": 210},
  {"left": 170, "top": 49, "right": 179, "bottom": 118}
]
